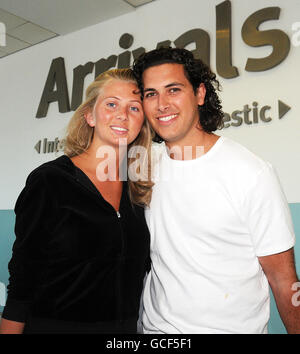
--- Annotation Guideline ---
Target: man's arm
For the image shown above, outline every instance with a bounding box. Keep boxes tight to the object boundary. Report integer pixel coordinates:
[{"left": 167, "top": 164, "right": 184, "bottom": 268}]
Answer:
[
  {"left": 0, "top": 318, "right": 25, "bottom": 334},
  {"left": 258, "top": 248, "right": 300, "bottom": 334}
]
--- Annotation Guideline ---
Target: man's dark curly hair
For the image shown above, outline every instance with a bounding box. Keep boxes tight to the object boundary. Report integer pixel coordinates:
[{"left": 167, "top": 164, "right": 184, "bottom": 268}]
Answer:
[{"left": 132, "top": 47, "right": 224, "bottom": 136}]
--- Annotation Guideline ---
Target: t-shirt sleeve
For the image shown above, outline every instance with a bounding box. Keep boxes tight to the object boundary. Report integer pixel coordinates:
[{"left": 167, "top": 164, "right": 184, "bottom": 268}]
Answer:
[
  {"left": 243, "top": 163, "right": 296, "bottom": 257},
  {"left": 2, "top": 169, "right": 51, "bottom": 323}
]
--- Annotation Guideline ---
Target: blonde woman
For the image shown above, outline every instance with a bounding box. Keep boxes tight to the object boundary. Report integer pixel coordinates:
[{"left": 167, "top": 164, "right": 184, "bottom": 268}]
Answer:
[{"left": 0, "top": 69, "right": 153, "bottom": 334}]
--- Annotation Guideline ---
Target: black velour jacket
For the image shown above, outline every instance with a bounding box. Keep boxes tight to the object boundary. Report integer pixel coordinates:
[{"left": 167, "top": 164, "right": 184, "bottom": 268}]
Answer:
[{"left": 2, "top": 155, "right": 150, "bottom": 325}]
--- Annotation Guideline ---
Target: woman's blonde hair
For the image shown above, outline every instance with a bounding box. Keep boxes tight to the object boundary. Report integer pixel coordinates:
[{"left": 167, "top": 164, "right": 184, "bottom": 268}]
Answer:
[{"left": 64, "top": 68, "right": 153, "bottom": 206}]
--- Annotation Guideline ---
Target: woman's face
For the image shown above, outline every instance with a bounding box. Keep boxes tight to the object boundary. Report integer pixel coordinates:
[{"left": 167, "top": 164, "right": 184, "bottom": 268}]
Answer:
[{"left": 87, "top": 79, "right": 144, "bottom": 148}]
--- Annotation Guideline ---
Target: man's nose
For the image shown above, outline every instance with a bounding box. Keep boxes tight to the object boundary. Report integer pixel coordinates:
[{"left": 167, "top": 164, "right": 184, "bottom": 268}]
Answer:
[{"left": 157, "top": 95, "right": 170, "bottom": 112}]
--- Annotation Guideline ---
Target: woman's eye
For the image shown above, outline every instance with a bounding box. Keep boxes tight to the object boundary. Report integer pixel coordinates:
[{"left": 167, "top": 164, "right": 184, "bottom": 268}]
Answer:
[
  {"left": 107, "top": 102, "right": 116, "bottom": 108},
  {"left": 130, "top": 106, "right": 140, "bottom": 112}
]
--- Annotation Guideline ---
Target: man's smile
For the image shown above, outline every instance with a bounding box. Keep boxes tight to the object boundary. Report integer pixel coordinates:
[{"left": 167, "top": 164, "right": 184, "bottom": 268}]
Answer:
[{"left": 156, "top": 113, "right": 179, "bottom": 123}]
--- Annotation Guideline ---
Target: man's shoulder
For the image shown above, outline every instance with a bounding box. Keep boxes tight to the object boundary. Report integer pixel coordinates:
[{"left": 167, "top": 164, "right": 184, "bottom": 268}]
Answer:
[
  {"left": 217, "top": 136, "right": 271, "bottom": 176},
  {"left": 149, "top": 137, "right": 272, "bottom": 178}
]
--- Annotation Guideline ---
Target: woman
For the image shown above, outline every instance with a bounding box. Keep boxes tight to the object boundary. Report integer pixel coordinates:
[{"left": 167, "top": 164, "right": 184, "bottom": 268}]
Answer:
[{"left": 0, "top": 69, "right": 153, "bottom": 334}]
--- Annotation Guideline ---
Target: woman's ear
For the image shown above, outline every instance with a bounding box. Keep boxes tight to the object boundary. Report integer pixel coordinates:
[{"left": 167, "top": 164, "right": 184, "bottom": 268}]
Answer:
[
  {"left": 196, "top": 83, "right": 206, "bottom": 106},
  {"left": 85, "top": 110, "right": 95, "bottom": 127}
]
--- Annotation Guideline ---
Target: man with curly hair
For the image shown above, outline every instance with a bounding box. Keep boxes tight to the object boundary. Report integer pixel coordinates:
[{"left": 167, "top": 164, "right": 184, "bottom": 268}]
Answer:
[{"left": 132, "top": 47, "right": 299, "bottom": 334}]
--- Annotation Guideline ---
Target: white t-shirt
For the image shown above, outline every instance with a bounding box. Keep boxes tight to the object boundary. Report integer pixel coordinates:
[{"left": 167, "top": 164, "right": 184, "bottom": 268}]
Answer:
[{"left": 142, "top": 136, "right": 295, "bottom": 334}]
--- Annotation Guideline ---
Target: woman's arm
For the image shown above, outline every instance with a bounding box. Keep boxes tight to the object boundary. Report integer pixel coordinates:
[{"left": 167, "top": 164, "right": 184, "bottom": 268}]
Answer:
[
  {"left": 2, "top": 168, "right": 52, "bottom": 329},
  {"left": 0, "top": 318, "right": 25, "bottom": 334}
]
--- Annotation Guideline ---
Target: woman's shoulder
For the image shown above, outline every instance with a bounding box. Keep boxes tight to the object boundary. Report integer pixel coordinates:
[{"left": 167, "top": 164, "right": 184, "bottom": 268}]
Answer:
[
  {"left": 15, "top": 156, "right": 76, "bottom": 210},
  {"left": 26, "top": 155, "right": 75, "bottom": 182}
]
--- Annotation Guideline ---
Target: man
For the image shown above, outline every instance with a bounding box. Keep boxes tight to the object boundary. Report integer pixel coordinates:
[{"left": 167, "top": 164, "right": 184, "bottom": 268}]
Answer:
[{"left": 132, "top": 47, "right": 299, "bottom": 334}]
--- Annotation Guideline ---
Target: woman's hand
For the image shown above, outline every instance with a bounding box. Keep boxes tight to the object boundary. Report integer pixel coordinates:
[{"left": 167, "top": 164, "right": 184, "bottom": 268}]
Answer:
[{"left": 0, "top": 318, "right": 25, "bottom": 334}]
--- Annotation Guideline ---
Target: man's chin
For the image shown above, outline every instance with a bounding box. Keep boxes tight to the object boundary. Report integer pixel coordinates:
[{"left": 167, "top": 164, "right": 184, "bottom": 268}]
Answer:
[{"left": 159, "top": 135, "right": 178, "bottom": 143}]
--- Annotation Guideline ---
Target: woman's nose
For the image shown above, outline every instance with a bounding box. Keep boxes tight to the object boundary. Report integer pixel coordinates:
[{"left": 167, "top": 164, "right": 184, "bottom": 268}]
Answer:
[{"left": 116, "top": 107, "right": 128, "bottom": 120}]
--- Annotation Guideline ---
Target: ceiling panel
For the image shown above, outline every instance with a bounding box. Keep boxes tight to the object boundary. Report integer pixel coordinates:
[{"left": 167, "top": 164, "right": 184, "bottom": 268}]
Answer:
[
  {"left": 0, "top": 8, "right": 26, "bottom": 30},
  {"left": 0, "top": 0, "right": 135, "bottom": 35},
  {"left": 124, "top": 0, "right": 154, "bottom": 7},
  {"left": 1, "top": 34, "right": 30, "bottom": 54},
  {"left": 0, "top": 0, "right": 156, "bottom": 58},
  {"left": 7, "top": 22, "right": 57, "bottom": 45},
  {"left": 0, "top": 48, "right": 7, "bottom": 57}
]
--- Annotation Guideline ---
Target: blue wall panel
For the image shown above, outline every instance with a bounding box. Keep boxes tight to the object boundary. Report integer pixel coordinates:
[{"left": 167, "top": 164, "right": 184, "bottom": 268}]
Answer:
[{"left": 0, "top": 210, "right": 14, "bottom": 312}]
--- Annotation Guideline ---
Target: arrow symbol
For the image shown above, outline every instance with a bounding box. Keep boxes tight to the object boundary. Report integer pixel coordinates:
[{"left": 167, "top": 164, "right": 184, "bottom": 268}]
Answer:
[
  {"left": 278, "top": 100, "right": 291, "bottom": 119},
  {"left": 34, "top": 140, "right": 41, "bottom": 153}
]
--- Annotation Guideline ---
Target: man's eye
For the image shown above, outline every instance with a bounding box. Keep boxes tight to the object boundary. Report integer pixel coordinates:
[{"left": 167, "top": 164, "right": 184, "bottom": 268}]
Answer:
[
  {"left": 169, "top": 88, "right": 180, "bottom": 93},
  {"left": 130, "top": 106, "right": 139, "bottom": 112},
  {"left": 145, "top": 92, "right": 156, "bottom": 98},
  {"left": 107, "top": 102, "right": 116, "bottom": 108}
]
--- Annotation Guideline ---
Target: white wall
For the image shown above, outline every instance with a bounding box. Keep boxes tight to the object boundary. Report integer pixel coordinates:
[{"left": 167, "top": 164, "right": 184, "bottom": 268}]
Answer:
[{"left": 0, "top": 0, "right": 299, "bottom": 208}]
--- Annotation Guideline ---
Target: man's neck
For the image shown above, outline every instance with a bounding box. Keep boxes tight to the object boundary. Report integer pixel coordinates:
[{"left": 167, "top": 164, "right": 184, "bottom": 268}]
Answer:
[{"left": 165, "top": 132, "right": 220, "bottom": 161}]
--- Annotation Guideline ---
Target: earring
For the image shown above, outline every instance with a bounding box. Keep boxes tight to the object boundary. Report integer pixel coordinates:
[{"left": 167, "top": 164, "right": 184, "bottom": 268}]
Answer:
[{"left": 89, "top": 119, "right": 96, "bottom": 127}]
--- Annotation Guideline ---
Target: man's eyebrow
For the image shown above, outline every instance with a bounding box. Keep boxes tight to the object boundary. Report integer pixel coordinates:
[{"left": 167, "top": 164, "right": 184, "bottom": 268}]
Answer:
[
  {"left": 143, "top": 87, "right": 156, "bottom": 92},
  {"left": 165, "top": 82, "right": 185, "bottom": 88},
  {"left": 144, "top": 82, "right": 185, "bottom": 92}
]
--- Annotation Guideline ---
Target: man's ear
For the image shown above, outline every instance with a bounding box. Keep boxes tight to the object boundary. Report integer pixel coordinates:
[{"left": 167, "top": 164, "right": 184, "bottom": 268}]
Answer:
[
  {"left": 196, "top": 83, "right": 206, "bottom": 106},
  {"left": 85, "top": 109, "right": 95, "bottom": 127}
]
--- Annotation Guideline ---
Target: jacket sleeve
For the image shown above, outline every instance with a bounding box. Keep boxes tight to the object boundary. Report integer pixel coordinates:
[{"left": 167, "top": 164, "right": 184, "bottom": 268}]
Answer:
[{"left": 2, "top": 168, "right": 52, "bottom": 322}]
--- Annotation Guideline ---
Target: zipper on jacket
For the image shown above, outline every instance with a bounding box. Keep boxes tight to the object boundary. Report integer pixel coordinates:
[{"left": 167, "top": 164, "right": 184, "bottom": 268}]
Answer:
[
  {"left": 116, "top": 209, "right": 125, "bottom": 324},
  {"left": 73, "top": 167, "right": 126, "bottom": 324}
]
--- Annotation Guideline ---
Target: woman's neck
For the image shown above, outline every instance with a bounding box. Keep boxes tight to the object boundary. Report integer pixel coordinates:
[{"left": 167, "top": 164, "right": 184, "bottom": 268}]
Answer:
[{"left": 72, "top": 142, "right": 127, "bottom": 182}]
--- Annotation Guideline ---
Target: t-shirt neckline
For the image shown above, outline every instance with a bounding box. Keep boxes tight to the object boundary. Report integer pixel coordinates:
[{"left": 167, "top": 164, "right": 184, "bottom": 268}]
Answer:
[{"left": 162, "top": 135, "right": 225, "bottom": 164}]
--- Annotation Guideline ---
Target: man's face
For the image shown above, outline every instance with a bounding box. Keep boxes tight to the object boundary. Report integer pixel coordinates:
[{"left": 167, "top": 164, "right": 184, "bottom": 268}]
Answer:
[{"left": 142, "top": 63, "right": 206, "bottom": 147}]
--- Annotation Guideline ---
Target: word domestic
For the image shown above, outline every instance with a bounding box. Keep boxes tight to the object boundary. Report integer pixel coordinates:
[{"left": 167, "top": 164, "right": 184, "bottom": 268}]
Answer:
[
  {"left": 36, "top": 0, "right": 291, "bottom": 118},
  {"left": 223, "top": 100, "right": 291, "bottom": 128}
]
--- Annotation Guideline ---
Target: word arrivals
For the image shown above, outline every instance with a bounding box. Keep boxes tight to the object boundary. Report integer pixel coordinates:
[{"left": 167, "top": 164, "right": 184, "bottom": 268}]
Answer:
[
  {"left": 36, "top": 0, "right": 291, "bottom": 118},
  {"left": 106, "top": 338, "right": 140, "bottom": 352}
]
